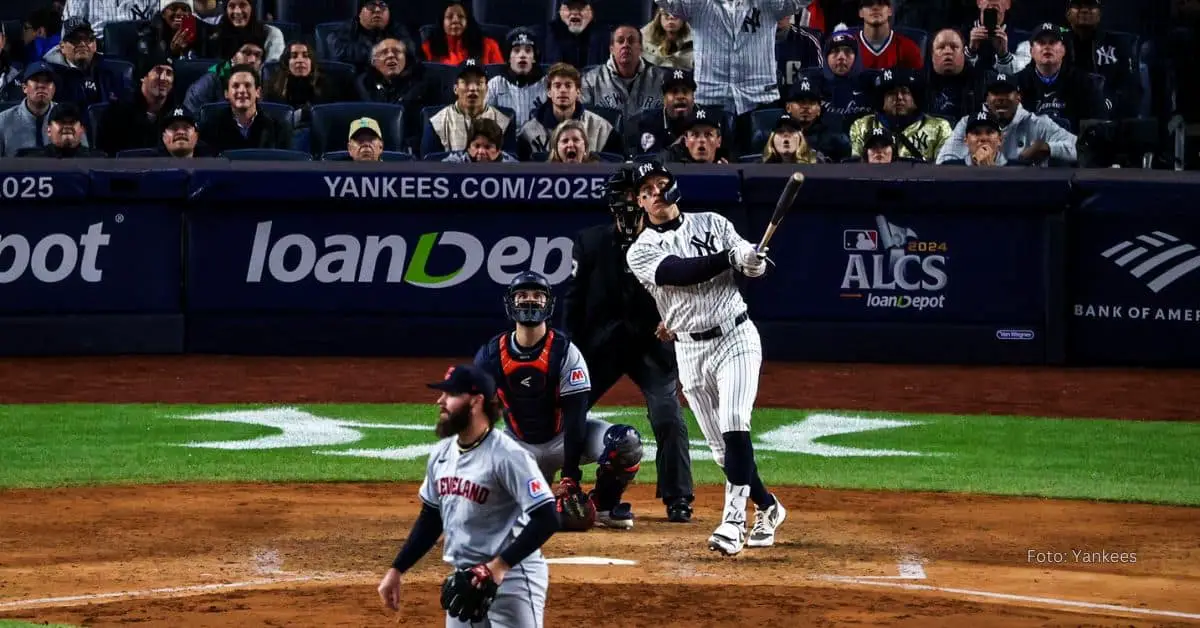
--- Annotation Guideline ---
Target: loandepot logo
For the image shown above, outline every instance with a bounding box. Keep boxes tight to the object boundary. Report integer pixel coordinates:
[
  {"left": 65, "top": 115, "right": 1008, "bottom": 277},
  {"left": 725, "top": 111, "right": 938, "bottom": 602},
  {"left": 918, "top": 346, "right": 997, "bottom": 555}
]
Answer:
[
  {"left": 169, "top": 408, "right": 935, "bottom": 460},
  {"left": 245, "top": 221, "right": 573, "bottom": 288},
  {"left": 1099, "top": 231, "right": 1200, "bottom": 293}
]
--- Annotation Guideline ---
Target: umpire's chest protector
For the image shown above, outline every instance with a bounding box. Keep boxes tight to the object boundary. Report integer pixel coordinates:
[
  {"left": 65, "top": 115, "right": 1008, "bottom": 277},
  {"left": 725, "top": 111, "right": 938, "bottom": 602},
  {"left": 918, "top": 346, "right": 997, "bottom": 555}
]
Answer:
[{"left": 479, "top": 330, "right": 570, "bottom": 443}]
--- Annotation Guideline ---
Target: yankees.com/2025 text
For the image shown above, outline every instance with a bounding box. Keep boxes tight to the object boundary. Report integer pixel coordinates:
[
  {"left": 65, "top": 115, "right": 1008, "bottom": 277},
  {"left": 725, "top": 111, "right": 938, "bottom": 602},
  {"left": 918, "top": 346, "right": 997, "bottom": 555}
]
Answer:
[{"left": 323, "top": 175, "right": 607, "bottom": 201}]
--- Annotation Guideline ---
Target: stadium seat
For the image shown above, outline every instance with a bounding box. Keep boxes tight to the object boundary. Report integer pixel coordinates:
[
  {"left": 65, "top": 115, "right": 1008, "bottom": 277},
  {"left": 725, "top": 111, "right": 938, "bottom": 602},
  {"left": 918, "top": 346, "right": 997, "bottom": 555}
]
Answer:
[
  {"left": 592, "top": 0, "right": 652, "bottom": 27},
  {"left": 310, "top": 102, "right": 406, "bottom": 155},
  {"left": 895, "top": 26, "right": 928, "bottom": 65},
  {"left": 293, "top": 127, "right": 311, "bottom": 153},
  {"left": 200, "top": 102, "right": 296, "bottom": 130},
  {"left": 422, "top": 62, "right": 461, "bottom": 100},
  {"left": 261, "top": 59, "right": 356, "bottom": 87},
  {"left": 747, "top": 107, "right": 785, "bottom": 154},
  {"left": 588, "top": 104, "right": 623, "bottom": 133},
  {"left": 221, "top": 148, "right": 314, "bottom": 160},
  {"left": 395, "top": 0, "right": 455, "bottom": 32},
  {"left": 103, "top": 58, "right": 136, "bottom": 94},
  {"left": 116, "top": 147, "right": 161, "bottom": 157},
  {"left": 172, "top": 58, "right": 220, "bottom": 94},
  {"left": 594, "top": 151, "right": 625, "bottom": 162},
  {"left": 85, "top": 103, "right": 109, "bottom": 148},
  {"left": 275, "top": 0, "right": 357, "bottom": 34},
  {"left": 472, "top": 0, "right": 554, "bottom": 28},
  {"left": 484, "top": 63, "right": 506, "bottom": 78},
  {"left": 265, "top": 20, "right": 301, "bottom": 45},
  {"left": 313, "top": 21, "right": 345, "bottom": 61},
  {"left": 738, "top": 153, "right": 763, "bottom": 163},
  {"left": 422, "top": 150, "right": 452, "bottom": 161},
  {"left": 322, "top": 150, "right": 415, "bottom": 161},
  {"left": 102, "top": 20, "right": 143, "bottom": 60},
  {"left": 530, "top": 151, "right": 549, "bottom": 161}
]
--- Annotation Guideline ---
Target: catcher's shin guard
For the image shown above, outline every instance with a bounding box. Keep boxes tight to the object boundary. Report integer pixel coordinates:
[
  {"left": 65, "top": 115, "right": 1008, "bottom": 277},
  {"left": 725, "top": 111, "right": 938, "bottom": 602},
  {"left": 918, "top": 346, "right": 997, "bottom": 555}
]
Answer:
[{"left": 592, "top": 425, "right": 643, "bottom": 510}]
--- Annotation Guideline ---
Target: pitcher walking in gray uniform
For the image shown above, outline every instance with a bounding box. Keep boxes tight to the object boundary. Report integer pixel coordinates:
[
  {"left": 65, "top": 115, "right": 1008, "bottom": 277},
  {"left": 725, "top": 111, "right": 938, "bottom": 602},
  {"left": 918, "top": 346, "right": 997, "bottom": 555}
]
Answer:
[{"left": 378, "top": 364, "right": 560, "bottom": 627}]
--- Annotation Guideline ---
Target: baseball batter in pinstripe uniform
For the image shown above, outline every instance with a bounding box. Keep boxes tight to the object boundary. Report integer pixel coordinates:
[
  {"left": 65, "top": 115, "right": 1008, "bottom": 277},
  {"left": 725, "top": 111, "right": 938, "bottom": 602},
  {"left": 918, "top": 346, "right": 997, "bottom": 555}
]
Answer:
[
  {"left": 653, "top": 0, "right": 811, "bottom": 116},
  {"left": 378, "top": 364, "right": 559, "bottom": 627},
  {"left": 624, "top": 161, "right": 786, "bottom": 556}
]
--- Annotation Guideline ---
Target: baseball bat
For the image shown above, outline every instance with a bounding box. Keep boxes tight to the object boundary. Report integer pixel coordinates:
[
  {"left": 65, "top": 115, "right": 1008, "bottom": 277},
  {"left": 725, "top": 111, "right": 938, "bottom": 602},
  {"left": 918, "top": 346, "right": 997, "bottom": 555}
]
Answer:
[{"left": 758, "top": 172, "right": 805, "bottom": 250}]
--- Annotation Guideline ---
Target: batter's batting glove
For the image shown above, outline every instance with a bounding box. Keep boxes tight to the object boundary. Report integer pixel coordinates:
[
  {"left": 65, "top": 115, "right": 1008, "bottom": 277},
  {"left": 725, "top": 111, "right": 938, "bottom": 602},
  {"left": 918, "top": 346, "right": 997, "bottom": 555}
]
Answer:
[{"left": 441, "top": 564, "right": 499, "bottom": 622}]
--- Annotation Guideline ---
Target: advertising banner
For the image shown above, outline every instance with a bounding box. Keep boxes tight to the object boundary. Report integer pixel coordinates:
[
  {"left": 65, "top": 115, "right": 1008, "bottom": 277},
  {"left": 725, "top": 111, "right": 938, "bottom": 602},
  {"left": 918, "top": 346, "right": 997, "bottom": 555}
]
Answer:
[
  {"left": 0, "top": 169, "right": 90, "bottom": 201},
  {"left": 1069, "top": 177, "right": 1200, "bottom": 365},
  {"left": 0, "top": 205, "right": 182, "bottom": 313},
  {"left": 185, "top": 207, "right": 620, "bottom": 314},
  {"left": 746, "top": 210, "right": 1047, "bottom": 326}
]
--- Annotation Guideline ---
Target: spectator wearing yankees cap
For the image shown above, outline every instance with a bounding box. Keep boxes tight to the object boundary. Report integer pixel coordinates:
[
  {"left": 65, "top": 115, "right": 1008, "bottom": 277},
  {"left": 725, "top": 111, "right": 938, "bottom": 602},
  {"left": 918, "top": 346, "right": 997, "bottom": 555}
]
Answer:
[
  {"left": 157, "top": 106, "right": 216, "bottom": 157},
  {"left": 44, "top": 16, "right": 131, "bottom": 107},
  {"left": 1014, "top": 23, "right": 1108, "bottom": 131},
  {"left": 783, "top": 76, "right": 850, "bottom": 162},
  {"left": 775, "top": 13, "right": 824, "bottom": 91},
  {"left": 15, "top": 103, "right": 106, "bottom": 157},
  {"left": 939, "top": 110, "right": 1016, "bottom": 166},
  {"left": 517, "top": 62, "right": 622, "bottom": 161},
  {"left": 642, "top": 7, "right": 693, "bottom": 70},
  {"left": 442, "top": 119, "right": 519, "bottom": 162},
  {"left": 97, "top": 62, "right": 179, "bottom": 155},
  {"left": 761, "top": 113, "right": 827, "bottom": 163},
  {"left": 421, "top": 0, "right": 504, "bottom": 65},
  {"left": 543, "top": 0, "right": 610, "bottom": 69},
  {"left": 862, "top": 126, "right": 895, "bottom": 163},
  {"left": 799, "top": 31, "right": 872, "bottom": 130},
  {"left": 486, "top": 28, "right": 547, "bottom": 126},
  {"left": 936, "top": 72, "right": 1076, "bottom": 166},
  {"left": 624, "top": 69, "right": 723, "bottom": 157},
  {"left": 422, "top": 58, "right": 514, "bottom": 155},
  {"left": 849, "top": 68, "right": 952, "bottom": 162},
  {"left": 659, "top": 107, "right": 729, "bottom": 164}
]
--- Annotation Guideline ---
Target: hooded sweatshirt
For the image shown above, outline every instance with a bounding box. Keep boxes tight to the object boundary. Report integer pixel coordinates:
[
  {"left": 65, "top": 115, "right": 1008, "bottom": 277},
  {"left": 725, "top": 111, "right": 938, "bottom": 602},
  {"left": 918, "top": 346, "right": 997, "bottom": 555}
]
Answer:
[{"left": 936, "top": 103, "right": 1078, "bottom": 165}]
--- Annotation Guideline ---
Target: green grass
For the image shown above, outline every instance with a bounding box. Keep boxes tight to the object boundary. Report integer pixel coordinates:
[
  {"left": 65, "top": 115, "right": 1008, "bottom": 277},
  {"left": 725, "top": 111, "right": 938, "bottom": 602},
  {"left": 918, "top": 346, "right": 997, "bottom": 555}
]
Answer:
[{"left": 0, "top": 404, "right": 1197, "bottom": 506}]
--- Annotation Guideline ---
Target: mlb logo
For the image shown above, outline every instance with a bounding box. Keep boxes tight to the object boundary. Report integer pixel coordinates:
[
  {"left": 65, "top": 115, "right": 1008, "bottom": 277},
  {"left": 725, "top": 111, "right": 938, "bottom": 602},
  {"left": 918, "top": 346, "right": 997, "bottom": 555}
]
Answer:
[
  {"left": 568, "top": 368, "right": 587, "bottom": 386},
  {"left": 844, "top": 229, "right": 879, "bottom": 251},
  {"left": 528, "top": 478, "right": 547, "bottom": 498}
]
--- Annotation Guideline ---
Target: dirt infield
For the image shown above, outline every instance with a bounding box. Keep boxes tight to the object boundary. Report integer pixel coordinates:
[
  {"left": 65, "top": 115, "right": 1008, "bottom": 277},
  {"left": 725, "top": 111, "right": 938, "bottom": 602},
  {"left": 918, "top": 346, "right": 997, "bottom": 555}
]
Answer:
[{"left": 1, "top": 357, "right": 1198, "bottom": 627}]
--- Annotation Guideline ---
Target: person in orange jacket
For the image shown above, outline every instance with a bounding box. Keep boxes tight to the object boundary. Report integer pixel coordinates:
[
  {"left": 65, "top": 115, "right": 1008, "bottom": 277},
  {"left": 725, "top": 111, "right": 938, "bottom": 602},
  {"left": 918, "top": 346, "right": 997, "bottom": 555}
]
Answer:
[{"left": 421, "top": 0, "right": 503, "bottom": 65}]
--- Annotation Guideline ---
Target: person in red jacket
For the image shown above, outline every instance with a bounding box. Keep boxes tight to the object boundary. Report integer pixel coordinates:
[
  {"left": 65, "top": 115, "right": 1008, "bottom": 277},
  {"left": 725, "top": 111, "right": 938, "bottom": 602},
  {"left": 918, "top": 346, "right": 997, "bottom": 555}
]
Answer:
[
  {"left": 856, "top": 0, "right": 923, "bottom": 70},
  {"left": 421, "top": 0, "right": 503, "bottom": 65}
]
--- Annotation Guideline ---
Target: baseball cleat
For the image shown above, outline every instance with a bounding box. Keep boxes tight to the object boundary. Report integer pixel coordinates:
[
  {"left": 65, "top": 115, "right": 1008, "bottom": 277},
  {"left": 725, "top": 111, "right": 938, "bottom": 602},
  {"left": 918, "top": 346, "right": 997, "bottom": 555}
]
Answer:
[
  {"left": 666, "top": 499, "right": 693, "bottom": 523},
  {"left": 708, "top": 521, "right": 745, "bottom": 556},
  {"left": 595, "top": 503, "right": 635, "bottom": 530},
  {"left": 746, "top": 496, "right": 786, "bottom": 548}
]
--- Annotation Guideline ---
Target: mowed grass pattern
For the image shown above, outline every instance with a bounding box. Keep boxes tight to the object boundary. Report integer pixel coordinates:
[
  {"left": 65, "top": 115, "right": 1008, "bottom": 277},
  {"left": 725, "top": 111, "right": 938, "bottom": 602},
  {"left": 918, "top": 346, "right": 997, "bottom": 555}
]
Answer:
[{"left": 0, "top": 404, "right": 1197, "bottom": 505}]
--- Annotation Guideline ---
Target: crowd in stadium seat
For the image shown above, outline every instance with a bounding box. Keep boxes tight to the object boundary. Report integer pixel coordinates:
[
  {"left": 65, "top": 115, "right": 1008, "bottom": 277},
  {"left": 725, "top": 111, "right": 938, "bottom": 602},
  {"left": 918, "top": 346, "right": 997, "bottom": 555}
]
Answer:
[{"left": 0, "top": 0, "right": 1196, "bottom": 168}]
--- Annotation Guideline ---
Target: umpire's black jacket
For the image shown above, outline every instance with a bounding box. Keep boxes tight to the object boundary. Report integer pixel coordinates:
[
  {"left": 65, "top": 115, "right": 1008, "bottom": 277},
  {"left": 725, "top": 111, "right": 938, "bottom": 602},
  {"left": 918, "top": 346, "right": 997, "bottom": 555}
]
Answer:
[{"left": 563, "top": 224, "right": 672, "bottom": 368}]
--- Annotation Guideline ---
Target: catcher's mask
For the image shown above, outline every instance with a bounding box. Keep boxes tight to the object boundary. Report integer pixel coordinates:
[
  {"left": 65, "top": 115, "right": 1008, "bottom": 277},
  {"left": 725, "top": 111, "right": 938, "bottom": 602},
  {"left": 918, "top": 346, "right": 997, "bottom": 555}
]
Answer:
[
  {"left": 606, "top": 164, "right": 644, "bottom": 242},
  {"left": 505, "top": 270, "right": 555, "bottom": 326},
  {"left": 633, "top": 159, "right": 681, "bottom": 206}
]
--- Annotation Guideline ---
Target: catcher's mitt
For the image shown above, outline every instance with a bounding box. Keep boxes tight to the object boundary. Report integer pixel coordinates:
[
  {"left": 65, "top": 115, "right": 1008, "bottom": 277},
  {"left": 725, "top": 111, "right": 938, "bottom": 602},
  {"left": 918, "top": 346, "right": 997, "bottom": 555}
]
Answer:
[
  {"left": 555, "top": 478, "right": 596, "bottom": 532},
  {"left": 441, "top": 564, "right": 498, "bottom": 622}
]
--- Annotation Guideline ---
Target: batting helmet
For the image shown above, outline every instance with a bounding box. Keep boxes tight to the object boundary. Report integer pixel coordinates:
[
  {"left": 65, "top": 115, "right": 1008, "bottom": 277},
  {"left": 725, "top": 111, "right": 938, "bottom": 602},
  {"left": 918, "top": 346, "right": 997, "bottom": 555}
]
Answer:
[
  {"left": 504, "top": 270, "right": 554, "bottom": 325},
  {"left": 632, "top": 159, "right": 681, "bottom": 205}
]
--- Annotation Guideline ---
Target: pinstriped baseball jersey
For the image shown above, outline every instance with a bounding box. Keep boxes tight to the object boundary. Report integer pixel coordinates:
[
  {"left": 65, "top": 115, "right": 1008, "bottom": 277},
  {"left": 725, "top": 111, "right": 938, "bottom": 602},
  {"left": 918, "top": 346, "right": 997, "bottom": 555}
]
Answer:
[
  {"left": 418, "top": 430, "right": 556, "bottom": 568},
  {"left": 486, "top": 75, "right": 546, "bottom": 126},
  {"left": 625, "top": 212, "right": 751, "bottom": 334},
  {"left": 654, "top": 0, "right": 811, "bottom": 114}
]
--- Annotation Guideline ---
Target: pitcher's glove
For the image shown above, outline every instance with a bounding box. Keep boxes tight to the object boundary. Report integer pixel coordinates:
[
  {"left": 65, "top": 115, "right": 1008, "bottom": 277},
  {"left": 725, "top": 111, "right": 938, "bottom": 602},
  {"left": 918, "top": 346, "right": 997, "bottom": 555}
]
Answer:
[
  {"left": 441, "top": 564, "right": 499, "bottom": 623},
  {"left": 555, "top": 478, "right": 596, "bottom": 531}
]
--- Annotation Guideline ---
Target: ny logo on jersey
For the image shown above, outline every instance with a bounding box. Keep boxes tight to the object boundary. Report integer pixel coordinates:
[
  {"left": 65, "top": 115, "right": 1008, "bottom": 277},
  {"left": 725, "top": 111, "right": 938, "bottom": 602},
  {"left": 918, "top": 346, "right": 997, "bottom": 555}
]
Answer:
[
  {"left": 690, "top": 231, "right": 718, "bottom": 256},
  {"left": 1095, "top": 45, "right": 1117, "bottom": 66},
  {"left": 908, "top": 131, "right": 930, "bottom": 153},
  {"left": 741, "top": 8, "right": 762, "bottom": 33}
]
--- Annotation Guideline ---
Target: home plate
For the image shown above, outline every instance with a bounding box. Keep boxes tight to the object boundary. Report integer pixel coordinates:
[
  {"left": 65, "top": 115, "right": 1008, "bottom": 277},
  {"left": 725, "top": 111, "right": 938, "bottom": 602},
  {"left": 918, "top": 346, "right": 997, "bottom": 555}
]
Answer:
[{"left": 546, "top": 556, "right": 638, "bottom": 566}]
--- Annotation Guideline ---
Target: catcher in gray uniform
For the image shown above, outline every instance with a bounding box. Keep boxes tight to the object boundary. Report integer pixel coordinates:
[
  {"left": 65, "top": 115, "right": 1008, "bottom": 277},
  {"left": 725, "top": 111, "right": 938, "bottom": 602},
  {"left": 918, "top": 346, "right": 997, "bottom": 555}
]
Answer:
[{"left": 378, "top": 364, "right": 560, "bottom": 627}]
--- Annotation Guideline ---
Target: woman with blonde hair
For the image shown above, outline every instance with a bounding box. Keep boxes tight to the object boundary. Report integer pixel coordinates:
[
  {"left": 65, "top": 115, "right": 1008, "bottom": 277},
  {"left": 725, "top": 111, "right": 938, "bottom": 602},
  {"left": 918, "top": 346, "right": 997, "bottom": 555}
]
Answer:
[
  {"left": 762, "top": 113, "right": 827, "bottom": 164},
  {"left": 641, "top": 8, "right": 693, "bottom": 70},
  {"left": 547, "top": 119, "right": 600, "bottom": 163}
]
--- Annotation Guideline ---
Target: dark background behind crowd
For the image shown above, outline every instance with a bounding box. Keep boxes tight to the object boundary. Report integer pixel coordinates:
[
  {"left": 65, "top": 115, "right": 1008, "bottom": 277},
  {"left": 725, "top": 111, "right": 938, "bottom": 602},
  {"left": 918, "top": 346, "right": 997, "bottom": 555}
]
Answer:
[{"left": 0, "top": 0, "right": 1196, "bottom": 169}]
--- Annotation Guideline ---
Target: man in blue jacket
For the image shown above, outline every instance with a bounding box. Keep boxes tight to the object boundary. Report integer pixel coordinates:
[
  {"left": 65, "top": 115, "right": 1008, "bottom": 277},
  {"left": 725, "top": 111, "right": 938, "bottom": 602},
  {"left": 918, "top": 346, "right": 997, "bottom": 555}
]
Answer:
[{"left": 43, "top": 16, "right": 130, "bottom": 107}]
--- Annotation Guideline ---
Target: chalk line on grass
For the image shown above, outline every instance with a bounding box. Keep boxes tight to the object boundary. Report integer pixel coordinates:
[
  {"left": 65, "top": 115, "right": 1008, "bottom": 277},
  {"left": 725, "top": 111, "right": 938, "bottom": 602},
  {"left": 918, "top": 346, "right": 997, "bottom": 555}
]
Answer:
[{"left": 815, "top": 575, "right": 1200, "bottom": 620}]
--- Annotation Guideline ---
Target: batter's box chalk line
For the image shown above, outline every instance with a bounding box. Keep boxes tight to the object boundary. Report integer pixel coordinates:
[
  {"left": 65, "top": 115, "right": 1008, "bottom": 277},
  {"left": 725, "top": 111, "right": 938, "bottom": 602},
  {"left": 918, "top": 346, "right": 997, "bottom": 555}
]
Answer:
[{"left": 545, "top": 556, "right": 638, "bottom": 566}]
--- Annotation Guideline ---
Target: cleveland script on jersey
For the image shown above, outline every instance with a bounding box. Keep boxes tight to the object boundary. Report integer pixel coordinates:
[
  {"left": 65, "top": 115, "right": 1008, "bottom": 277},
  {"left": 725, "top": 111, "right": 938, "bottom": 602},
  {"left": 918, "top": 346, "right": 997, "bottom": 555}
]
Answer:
[
  {"left": 419, "top": 430, "right": 557, "bottom": 568},
  {"left": 625, "top": 212, "right": 751, "bottom": 334}
]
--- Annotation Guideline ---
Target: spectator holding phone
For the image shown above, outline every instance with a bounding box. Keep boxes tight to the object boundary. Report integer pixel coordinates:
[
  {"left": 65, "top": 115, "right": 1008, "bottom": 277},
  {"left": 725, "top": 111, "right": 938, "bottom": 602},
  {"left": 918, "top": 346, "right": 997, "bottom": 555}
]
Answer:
[
  {"left": 135, "top": 0, "right": 213, "bottom": 78},
  {"left": 963, "top": 0, "right": 1018, "bottom": 74}
]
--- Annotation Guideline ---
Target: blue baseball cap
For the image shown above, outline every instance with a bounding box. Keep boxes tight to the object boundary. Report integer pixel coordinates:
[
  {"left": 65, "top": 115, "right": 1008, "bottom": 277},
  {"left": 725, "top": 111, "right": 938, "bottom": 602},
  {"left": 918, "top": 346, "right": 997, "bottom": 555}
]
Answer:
[
  {"left": 428, "top": 364, "right": 497, "bottom": 398},
  {"left": 22, "top": 61, "right": 56, "bottom": 81}
]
